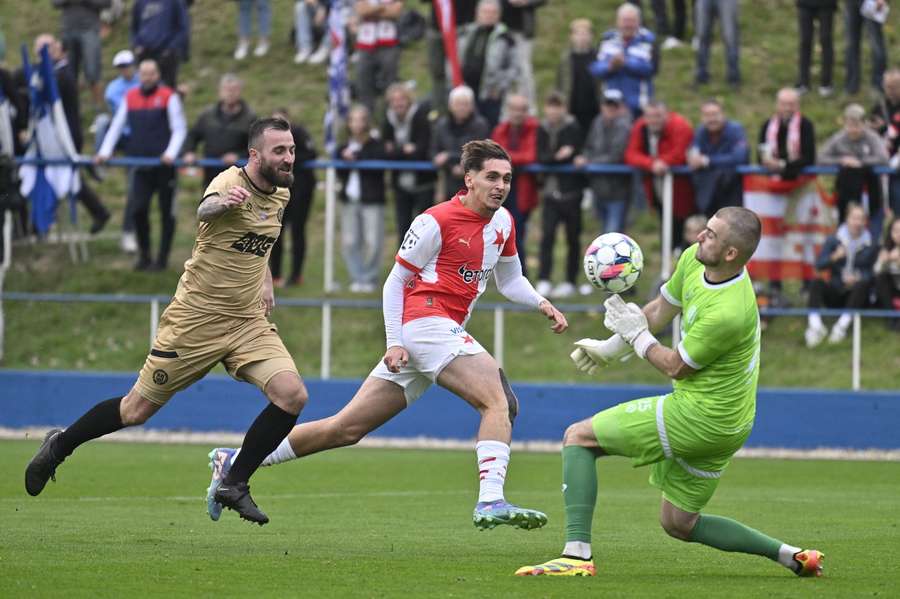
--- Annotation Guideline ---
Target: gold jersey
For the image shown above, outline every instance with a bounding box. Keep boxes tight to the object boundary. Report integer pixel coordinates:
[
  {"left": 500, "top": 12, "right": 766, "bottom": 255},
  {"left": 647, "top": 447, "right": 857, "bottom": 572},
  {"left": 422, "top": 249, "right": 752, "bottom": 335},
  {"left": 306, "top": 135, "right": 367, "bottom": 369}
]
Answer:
[{"left": 173, "top": 166, "right": 289, "bottom": 318}]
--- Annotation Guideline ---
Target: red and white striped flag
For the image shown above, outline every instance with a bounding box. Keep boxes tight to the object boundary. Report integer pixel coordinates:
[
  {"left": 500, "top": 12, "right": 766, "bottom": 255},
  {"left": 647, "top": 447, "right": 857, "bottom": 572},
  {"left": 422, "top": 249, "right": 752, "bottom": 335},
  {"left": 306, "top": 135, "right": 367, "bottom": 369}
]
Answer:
[
  {"left": 433, "top": 0, "right": 463, "bottom": 87},
  {"left": 744, "top": 175, "right": 835, "bottom": 282}
]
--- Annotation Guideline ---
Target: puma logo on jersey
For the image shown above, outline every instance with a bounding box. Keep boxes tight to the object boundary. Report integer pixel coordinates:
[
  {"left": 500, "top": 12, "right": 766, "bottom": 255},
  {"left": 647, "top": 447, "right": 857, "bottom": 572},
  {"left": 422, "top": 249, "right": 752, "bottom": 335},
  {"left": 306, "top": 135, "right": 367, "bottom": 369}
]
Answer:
[
  {"left": 231, "top": 231, "right": 276, "bottom": 257},
  {"left": 458, "top": 237, "right": 471, "bottom": 247}
]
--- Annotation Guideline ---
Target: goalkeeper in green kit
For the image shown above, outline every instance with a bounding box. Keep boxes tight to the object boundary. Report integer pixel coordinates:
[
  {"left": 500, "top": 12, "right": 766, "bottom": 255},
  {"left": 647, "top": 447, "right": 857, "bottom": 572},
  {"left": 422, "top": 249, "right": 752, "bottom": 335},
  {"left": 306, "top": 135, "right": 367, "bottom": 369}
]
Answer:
[{"left": 516, "top": 207, "right": 824, "bottom": 578}]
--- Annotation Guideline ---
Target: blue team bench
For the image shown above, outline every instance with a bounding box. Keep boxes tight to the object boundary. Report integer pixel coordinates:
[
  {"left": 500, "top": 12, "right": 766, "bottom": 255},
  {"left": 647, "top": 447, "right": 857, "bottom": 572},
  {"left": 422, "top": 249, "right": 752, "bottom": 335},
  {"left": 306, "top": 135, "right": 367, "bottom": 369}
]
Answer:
[{"left": 1, "top": 370, "right": 898, "bottom": 450}]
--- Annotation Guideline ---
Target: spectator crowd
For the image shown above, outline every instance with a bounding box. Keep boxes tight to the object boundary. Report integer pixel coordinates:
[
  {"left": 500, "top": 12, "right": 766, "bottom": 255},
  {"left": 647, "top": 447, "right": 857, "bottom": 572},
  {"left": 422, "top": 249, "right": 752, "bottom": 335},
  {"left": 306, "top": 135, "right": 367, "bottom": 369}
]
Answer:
[{"left": 0, "top": 0, "right": 898, "bottom": 340}]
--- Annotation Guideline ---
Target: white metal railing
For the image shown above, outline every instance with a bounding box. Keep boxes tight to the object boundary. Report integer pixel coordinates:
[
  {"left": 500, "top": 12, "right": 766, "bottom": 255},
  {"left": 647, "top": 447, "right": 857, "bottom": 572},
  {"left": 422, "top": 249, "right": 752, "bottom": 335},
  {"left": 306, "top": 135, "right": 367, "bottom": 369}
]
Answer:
[{"left": 4, "top": 292, "right": 897, "bottom": 390}]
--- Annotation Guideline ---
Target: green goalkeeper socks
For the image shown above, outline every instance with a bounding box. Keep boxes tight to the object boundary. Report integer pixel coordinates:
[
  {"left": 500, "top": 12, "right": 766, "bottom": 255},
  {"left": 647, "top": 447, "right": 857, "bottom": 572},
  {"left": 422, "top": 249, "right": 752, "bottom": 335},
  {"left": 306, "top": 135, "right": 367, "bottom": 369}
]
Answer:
[
  {"left": 563, "top": 445, "right": 598, "bottom": 543},
  {"left": 688, "top": 514, "right": 782, "bottom": 560}
]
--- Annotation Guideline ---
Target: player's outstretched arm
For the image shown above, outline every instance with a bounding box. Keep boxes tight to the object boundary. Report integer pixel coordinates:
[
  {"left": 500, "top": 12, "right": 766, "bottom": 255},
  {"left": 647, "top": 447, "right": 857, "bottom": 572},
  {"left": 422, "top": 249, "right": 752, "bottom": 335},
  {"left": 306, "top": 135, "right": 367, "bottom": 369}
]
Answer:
[{"left": 197, "top": 186, "right": 251, "bottom": 222}]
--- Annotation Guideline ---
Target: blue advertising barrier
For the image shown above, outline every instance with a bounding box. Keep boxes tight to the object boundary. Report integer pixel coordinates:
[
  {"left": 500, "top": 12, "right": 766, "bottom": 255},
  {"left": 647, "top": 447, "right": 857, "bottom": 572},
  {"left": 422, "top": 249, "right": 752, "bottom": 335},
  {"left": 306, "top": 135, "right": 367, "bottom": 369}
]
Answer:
[{"left": 1, "top": 371, "right": 897, "bottom": 450}]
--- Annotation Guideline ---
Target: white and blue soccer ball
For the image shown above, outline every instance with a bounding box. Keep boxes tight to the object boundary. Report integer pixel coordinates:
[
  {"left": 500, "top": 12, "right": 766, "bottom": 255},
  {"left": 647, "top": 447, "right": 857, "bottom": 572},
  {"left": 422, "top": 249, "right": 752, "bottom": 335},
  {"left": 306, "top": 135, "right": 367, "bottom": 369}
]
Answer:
[{"left": 583, "top": 232, "right": 644, "bottom": 294}]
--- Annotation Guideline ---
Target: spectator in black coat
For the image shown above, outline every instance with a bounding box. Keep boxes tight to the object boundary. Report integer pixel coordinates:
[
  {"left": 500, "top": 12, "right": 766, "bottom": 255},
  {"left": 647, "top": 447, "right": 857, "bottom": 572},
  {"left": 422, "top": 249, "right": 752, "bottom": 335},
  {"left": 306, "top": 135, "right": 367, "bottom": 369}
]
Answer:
[
  {"left": 536, "top": 91, "right": 584, "bottom": 299},
  {"left": 556, "top": 18, "right": 601, "bottom": 134},
  {"left": 182, "top": 73, "right": 257, "bottom": 188},
  {"left": 382, "top": 82, "right": 435, "bottom": 246},
  {"left": 269, "top": 108, "right": 317, "bottom": 287}
]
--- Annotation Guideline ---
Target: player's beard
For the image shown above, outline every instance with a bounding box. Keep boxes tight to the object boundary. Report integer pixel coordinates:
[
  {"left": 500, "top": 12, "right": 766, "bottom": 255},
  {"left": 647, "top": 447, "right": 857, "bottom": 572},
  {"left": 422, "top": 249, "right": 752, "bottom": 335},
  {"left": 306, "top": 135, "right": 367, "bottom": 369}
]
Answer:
[
  {"left": 695, "top": 245, "right": 722, "bottom": 267},
  {"left": 259, "top": 159, "right": 294, "bottom": 188}
]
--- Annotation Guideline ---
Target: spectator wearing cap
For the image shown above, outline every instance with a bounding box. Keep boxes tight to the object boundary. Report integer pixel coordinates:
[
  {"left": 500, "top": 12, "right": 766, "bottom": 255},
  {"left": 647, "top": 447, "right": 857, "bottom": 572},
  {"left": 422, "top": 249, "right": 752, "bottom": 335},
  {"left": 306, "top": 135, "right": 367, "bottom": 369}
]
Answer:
[
  {"left": 93, "top": 50, "right": 139, "bottom": 153},
  {"left": 53, "top": 0, "right": 110, "bottom": 109},
  {"left": 687, "top": 99, "right": 749, "bottom": 218},
  {"left": 576, "top": 88, "right": 633, "bottom": 234},
  {"left": 181, "top": 73, "right": 257, "bottom": 188},
  {"left": 590, "top": 2, "right": 658, "bottom": 119},
  {"left": 557, "top": 18, "right": 602, "bottom": 134}
]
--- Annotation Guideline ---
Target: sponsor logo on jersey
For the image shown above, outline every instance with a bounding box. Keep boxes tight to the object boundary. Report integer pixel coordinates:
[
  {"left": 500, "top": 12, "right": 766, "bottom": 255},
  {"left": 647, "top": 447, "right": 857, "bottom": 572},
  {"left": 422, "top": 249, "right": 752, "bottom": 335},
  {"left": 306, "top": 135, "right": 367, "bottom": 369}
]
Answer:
[
  {"left": 400, "top": 229, "right": 420, "bottom": 251},
  {"left": 231, "top": 231, "right": 277, "bottom": 257},
  {"left": 152, "top": 369, "right": 169, "bottom": 385},
  {"left": 457, "top": 264, "right": 493, "bottom": 284}
]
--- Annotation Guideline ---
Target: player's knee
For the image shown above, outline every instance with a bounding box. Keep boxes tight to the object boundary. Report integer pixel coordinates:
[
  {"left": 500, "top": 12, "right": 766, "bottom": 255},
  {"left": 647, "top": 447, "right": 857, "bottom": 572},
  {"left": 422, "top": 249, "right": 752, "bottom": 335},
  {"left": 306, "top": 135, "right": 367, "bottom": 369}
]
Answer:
[
  {"left": 119, "top": 391, "right": 157, "bottom": 426},
  {"left": 332, "top": 418, "right": 367, "bottom": 447},
  {"left": 659, "top": 514, "right": 694, "bottom": 541},
  {"left": 562, "top": 423, "right": 581, "bottom": 446},
  {"left": 266, "top": 374, "right": 308, "bottom": 415}
]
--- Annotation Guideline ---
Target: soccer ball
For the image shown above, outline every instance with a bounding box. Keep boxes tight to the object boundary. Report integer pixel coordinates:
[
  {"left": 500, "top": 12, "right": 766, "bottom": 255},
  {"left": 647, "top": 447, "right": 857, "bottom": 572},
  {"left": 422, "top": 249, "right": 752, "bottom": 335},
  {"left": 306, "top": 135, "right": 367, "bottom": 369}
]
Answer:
[{"left": 583, "top": 233, "right": 644, "bottom": 294}]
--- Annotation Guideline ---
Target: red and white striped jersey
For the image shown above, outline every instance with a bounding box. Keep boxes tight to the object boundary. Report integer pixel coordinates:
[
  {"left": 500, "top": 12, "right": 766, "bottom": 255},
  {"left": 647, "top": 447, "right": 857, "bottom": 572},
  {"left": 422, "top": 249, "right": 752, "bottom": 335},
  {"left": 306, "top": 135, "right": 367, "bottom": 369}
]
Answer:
[
  {"left": 355, "top": 0, "right": 399, "bottom": 50},
  {"left": 396, "top": 190, "right": 518, "bottom": 326}
]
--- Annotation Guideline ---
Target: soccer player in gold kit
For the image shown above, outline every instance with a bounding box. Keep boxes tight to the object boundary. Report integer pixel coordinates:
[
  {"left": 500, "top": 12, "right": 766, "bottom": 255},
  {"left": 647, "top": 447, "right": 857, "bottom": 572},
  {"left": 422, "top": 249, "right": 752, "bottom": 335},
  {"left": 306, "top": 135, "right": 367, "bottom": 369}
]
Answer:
[{"left": 25, "top": 118, "right": 306, "bottom": 525}]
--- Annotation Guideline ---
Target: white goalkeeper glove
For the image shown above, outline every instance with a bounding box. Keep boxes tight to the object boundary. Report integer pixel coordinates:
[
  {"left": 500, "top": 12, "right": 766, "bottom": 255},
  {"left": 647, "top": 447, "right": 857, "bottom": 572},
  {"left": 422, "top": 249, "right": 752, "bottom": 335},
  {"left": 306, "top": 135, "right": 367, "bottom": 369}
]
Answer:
[
  {"left": 603, "top": 294, "right": 659, "bottom": 359},
  {"left": 569, "top": 335, "right": 634, "bottom": 375}
]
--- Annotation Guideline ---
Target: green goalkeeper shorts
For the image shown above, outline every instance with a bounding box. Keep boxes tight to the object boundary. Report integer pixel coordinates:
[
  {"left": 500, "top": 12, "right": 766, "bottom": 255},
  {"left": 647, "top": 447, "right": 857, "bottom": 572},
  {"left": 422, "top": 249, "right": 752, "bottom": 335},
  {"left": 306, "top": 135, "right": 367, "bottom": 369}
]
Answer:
[{"left": 591, "top": 394, "right": 751, "bottom": 513}]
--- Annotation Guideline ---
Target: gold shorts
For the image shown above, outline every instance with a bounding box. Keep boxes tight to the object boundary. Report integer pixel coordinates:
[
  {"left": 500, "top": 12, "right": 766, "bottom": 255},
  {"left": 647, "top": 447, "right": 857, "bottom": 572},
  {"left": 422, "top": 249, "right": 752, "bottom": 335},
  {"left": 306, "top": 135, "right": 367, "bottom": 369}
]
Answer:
[{"left": 134, "top": 299, "right": 299, "bottom": 405}]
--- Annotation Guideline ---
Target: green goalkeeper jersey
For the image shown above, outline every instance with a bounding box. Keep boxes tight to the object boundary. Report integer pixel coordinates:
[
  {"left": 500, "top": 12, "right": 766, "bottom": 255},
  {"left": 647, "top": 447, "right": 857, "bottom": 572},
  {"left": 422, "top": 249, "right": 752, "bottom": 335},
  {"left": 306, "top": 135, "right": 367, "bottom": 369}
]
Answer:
[{"left": 660, "top": 244, "right": 760, "bottom": 436}]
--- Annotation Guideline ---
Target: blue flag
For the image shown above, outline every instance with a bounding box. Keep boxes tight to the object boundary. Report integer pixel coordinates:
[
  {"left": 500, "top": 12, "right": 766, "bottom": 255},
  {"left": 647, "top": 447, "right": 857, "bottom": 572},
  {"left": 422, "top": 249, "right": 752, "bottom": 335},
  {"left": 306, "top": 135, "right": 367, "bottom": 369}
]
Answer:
[
  {"left": 18, "top": 45, "right": 80, "bottom": 235},
  {"left": 324, "top": 0, "right": 349, "bottom": 158}
]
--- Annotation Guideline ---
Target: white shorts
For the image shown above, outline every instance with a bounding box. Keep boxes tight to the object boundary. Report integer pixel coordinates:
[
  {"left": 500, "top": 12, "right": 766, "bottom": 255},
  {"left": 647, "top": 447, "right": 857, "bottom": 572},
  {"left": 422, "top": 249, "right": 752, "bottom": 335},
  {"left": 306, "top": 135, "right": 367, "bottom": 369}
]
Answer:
[{"left": 369, "top": 316, "right": 486, "bottom": 404}]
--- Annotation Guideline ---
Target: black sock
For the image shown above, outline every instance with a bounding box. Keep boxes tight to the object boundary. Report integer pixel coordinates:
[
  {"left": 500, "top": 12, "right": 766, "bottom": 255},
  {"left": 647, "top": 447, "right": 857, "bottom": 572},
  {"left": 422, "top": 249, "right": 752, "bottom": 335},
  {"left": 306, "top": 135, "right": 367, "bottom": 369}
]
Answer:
[
  {"left": 56, "top": 397, "right": 124, "bottom": 457},
  {"left": 224, "top": 403, "right": 298, "bottom": 485}
]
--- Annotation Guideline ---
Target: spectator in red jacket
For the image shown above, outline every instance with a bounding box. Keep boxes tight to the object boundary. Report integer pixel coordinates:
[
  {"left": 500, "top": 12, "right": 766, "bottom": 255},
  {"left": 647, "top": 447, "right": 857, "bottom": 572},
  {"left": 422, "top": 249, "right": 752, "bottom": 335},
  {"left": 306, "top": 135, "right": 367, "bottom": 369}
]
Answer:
[
  {"left": 491, "top": 93, "right": 539, "bottom": 274},
  {"left": 625, "top": 100, "right": 695, "bottom": 249}
]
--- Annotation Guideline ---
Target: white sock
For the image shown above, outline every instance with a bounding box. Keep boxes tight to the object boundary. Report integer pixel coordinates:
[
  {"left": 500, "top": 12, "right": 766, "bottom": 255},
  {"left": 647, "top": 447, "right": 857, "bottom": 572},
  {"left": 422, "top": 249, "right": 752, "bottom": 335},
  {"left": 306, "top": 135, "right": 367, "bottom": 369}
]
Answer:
[
  {"left": 475, "top": 440, "right": 510, "bottom": 503},
  {"left": 562, "top": 541, "right": 592, "bottom": 560},
  {"left": 777, "top": 543, "right": 802, "bottom": 570},
  {"left": 260, "top": 437, "right": 296, "bottom": 467},
  {"left": 835, "top": 313, "right": 852, "bottom": 331},
  {"left": 808, "top": 313, "right": 824, "bottom": 330}
]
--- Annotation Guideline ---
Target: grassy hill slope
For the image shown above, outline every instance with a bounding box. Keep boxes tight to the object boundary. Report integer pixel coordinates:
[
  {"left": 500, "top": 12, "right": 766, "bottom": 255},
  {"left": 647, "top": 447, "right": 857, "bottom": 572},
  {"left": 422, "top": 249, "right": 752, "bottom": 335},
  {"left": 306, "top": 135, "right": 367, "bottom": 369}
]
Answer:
[{"left": 1, "top": 0, "right": 897, "bottom": 388}]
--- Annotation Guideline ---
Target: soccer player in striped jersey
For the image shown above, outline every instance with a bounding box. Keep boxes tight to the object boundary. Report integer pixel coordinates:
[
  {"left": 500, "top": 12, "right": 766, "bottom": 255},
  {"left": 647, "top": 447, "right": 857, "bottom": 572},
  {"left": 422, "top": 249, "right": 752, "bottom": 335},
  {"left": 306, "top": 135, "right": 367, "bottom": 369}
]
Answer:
[{"left": 208, "top": 140, "right": 569, "bottom": 530}]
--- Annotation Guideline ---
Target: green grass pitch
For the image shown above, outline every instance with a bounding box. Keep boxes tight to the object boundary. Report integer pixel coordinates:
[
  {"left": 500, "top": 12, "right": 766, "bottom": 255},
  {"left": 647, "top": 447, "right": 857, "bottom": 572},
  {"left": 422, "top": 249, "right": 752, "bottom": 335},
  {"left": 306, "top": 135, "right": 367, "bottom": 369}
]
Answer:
[{"left": 1, "top": 441, "right": 897, "bottom": 598}]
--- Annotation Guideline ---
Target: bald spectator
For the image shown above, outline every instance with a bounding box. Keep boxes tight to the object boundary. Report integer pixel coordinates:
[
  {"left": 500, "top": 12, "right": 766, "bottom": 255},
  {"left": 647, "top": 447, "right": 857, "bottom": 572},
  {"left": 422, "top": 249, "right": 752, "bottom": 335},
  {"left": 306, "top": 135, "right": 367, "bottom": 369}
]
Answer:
[
  {"left": 431, "top": 85, "right": 491, "bottom": 197},
  {"left": 590, "top": 3, "right": 658, "bottom": 119},
  {"left": 757, "top": 87, "right": 816, "bottom": 181},
  {"left": 625, "top": 100, "right": 695, "bottom": 249},
  {"left": 182, "top": 73, "right": 257, "bottom": 188},
  {"left": 819, "top": 103, "right": 889, "bottom": 236},
  {"left": 457, "top": 0, "right": 519, "bottom": 128}
]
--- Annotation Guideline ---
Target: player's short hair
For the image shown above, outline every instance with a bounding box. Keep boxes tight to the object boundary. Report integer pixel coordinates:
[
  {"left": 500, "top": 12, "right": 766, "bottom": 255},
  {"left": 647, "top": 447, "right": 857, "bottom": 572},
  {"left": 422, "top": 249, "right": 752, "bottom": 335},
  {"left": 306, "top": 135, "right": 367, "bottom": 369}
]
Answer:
[
  {"left": 715, "top": 206, "right": 761, "bottom": 263},
  {"left": 248, "top": 117, "right": 291, "bottom": 151},
  {"left": 461, "top": 139, "right": 511, "bottom": 174}
]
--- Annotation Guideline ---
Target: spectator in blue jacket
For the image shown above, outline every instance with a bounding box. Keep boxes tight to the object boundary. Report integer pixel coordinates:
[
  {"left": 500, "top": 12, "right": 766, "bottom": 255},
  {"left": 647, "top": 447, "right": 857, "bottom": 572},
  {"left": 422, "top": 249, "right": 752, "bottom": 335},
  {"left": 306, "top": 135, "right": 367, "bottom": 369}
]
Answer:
[
  {"left": 93, "top": 49, "right": 139, "bottom": 153},
  {"left": 687, "top": 99, "right": 749, "bottom": 217},
  {"left": 131, "top": 0, "right": 189, "bottom": 87},
  {"left": 590, "top": 3, "right": 658, "bottom": 119}
]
